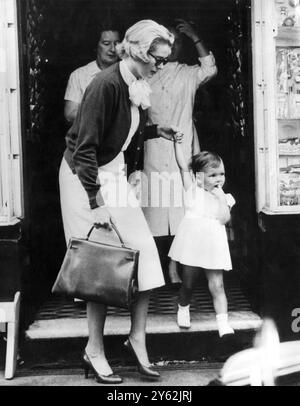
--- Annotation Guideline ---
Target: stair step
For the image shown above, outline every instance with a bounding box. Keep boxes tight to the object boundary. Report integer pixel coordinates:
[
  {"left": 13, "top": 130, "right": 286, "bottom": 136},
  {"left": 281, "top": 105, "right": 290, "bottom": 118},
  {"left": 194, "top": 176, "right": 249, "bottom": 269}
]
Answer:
[
  {"left": 26, "top": 311, "right": 262, "bottom": 340},
  {"left": 25, "top": 280, "right": 261, "bottom": 340}
]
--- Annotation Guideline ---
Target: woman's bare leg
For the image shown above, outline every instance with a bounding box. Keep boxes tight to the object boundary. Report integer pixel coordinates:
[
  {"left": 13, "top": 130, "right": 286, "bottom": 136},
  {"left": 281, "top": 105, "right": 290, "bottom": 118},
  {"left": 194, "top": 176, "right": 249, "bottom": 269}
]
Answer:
[
  {"left": 128, "top": 290, "right": 151, "bottom": 367},
  {"left": 85, "top": 301, "right": 113, "bottom": 375}
]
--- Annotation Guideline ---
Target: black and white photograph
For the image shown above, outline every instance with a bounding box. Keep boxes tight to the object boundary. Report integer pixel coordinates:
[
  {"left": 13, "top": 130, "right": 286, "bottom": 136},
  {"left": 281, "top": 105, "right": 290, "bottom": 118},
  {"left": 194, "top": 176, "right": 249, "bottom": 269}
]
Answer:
[{"left": 0, "top": 0, "right": 300, "bottom": 389}]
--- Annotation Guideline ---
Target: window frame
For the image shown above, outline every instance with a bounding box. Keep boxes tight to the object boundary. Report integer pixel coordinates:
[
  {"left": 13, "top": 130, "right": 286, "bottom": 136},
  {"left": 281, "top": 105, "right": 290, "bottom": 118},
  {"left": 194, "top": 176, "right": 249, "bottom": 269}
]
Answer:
[{"left": 0, "top": 0, "right": 23, "bottom": 225}]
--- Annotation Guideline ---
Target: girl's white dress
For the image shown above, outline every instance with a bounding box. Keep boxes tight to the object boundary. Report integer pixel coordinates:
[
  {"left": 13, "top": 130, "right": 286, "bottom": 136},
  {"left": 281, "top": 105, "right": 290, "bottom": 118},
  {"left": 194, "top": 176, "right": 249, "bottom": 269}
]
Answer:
[{"left": 168, "top": 183, "right": 235, "bottom": 270}]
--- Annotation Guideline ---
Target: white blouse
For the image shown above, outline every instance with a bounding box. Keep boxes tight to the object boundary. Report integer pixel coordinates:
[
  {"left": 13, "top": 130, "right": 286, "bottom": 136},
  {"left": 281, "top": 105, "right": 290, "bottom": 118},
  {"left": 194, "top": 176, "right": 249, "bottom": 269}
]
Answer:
[{"left": 64, "top": 61, "right": 101, "bottom": 104}]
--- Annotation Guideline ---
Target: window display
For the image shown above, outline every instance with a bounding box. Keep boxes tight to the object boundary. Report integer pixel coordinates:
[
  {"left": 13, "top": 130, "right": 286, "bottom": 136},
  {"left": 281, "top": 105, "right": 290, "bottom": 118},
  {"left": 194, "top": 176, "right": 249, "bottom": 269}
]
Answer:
[
  {"left": 277, "top": 47, "right": 300, "bottom": 119},
  {"left": 276, "top": 24, "right": 300, "bottom": 205},
  {"left": 275, "top": 0, "right": 300, "bottom": 27}
]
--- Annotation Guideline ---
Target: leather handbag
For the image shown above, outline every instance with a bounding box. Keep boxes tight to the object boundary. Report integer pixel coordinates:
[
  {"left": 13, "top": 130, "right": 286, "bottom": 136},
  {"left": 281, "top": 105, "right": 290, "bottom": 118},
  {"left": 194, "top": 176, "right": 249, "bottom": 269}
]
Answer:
[{"left": 51, "top": 224, "right": 139, "bottom": 309}]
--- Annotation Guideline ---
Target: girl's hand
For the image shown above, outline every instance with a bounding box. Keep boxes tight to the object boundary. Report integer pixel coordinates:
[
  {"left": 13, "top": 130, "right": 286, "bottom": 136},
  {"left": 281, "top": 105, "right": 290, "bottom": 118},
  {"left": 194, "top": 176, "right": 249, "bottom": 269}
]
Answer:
[
  {"left": 92, "top": 206, "right": 115, "bottom": 231},
  {"left": 175, "top": 19, "right": 199, "bottom": 42},
  {"left": 173, "top": 130, "right": 183, "bottom": 143},
  {"left": 211, "top": 186, "right": 226, "bottom": 200},
  {"left": 211, "top": 187, "right": 231, "bottom": 224}
]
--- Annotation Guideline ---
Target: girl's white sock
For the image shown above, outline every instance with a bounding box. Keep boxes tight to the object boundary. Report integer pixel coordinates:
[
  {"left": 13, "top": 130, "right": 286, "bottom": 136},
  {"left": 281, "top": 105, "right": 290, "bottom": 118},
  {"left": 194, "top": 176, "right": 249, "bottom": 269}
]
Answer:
[
  {"left": 216, "top": 313, "right": 234, "bottom": 337},
  {"left": 177, "top": 304, "right": 191, "bottom": 328}
]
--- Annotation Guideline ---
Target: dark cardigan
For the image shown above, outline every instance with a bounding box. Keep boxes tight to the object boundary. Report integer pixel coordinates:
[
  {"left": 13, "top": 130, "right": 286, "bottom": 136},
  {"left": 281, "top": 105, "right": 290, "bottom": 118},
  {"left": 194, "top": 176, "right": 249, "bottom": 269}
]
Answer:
[{"left": 64, "top": 62, "right": 158, "bottom": 209}]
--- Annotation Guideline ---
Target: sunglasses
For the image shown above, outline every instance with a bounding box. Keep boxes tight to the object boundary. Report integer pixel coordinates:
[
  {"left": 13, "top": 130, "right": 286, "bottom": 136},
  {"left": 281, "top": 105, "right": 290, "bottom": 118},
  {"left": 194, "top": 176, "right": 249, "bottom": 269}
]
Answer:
[{"left": 148, "top": 51, "right": 169, "bottom": 67}]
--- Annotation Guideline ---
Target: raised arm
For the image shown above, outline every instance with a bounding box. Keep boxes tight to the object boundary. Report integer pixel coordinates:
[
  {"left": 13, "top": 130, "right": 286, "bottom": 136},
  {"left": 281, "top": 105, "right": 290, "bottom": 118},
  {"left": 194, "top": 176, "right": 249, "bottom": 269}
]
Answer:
[
  {"left": 174, "top": 141, "right": 193, "bottom": 191},
  {"left": 175, "top": 19, "right": 217, "bottom": 86},
  {"left": 175, "top": 19, "right": 210, "bottom": 58}
]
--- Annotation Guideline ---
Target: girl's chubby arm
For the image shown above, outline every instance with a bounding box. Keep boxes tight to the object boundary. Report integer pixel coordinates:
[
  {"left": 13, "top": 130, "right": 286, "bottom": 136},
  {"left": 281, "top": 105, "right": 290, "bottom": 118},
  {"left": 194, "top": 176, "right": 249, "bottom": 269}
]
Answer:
[
  {"left": 211, "top": 186, "right": 231, "bottom": 225},
  {"left": 174, "top": 140, "right": 193, "bottom": 191}
]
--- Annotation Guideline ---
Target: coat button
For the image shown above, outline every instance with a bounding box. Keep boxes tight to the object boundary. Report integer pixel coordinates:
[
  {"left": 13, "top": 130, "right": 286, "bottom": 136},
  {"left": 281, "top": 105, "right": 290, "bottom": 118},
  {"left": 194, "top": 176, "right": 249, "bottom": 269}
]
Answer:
[{"left": 137, "top": 147, "right": 140, "bottom": 151}]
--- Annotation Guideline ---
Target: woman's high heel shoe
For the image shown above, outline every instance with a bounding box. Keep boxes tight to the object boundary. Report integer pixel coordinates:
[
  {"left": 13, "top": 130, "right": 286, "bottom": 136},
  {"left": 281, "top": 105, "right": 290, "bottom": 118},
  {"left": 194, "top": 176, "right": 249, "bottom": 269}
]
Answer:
[
  {"left": 124, "top": 338, "right": 160, "bottom": 379},
  {"left": 83, "top": 352, "right": 123, "bottom": 384}
]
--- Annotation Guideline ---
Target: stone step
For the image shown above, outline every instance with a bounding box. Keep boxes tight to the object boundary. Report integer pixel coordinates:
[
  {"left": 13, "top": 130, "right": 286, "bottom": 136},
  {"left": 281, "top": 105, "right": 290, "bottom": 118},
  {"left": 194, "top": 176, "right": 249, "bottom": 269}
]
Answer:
[
  {"left": 25, "top": 279, "right": 258, "bottom": 340},
  {"left": 25, "top": 311, "right": 262, "bottom": 340}
]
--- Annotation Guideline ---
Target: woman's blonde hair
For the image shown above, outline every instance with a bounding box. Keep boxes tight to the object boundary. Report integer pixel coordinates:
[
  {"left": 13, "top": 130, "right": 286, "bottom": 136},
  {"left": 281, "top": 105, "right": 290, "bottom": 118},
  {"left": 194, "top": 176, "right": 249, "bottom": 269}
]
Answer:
[{"left": 116, "top": 19, "right": 174, "bottom": 63}]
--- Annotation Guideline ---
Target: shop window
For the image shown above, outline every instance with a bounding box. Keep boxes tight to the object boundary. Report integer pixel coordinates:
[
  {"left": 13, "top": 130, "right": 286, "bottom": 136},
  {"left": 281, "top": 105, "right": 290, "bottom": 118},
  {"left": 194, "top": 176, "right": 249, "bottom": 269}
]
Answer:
[{"left": 0, "top": 0, "right": 23, "bottom": 224}]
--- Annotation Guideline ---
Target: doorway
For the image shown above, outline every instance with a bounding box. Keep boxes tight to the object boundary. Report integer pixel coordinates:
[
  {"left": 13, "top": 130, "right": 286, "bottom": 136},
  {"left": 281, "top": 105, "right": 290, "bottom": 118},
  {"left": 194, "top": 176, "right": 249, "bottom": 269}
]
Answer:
[{"left": 18, "top": 0, "right": 260, "bottom": 331}]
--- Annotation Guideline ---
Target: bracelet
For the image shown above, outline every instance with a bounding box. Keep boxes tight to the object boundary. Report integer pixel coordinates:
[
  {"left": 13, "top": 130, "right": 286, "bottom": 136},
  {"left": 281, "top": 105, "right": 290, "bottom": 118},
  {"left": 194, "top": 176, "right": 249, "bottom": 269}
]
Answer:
[{"left": 194, "top": 39, "right": 203, "bottom": 45}]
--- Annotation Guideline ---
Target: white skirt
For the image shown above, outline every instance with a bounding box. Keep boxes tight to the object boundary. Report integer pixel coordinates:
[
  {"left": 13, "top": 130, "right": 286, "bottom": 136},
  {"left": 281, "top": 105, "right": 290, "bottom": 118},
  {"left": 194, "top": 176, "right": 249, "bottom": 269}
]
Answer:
[
  {"left": 168, "top": 216, "right": 232, "bottom": 271},
  {"left": 59, "top": 158, "right": 165, "bottom": 291}
]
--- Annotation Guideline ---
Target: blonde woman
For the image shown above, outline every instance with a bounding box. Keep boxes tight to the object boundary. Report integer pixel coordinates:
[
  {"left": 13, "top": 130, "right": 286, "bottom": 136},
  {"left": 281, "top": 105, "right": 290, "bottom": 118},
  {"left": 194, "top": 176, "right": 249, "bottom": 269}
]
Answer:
[{"left": 59, "top": 20, "right": 182, "bottom": 384}]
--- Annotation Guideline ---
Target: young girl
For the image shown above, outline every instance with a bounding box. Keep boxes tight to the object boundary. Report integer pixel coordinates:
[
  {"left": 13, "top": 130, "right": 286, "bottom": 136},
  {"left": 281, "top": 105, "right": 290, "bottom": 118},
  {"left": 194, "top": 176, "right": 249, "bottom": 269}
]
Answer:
[{"left": 168, "top": 139, "right": 235, "bottom": 338}]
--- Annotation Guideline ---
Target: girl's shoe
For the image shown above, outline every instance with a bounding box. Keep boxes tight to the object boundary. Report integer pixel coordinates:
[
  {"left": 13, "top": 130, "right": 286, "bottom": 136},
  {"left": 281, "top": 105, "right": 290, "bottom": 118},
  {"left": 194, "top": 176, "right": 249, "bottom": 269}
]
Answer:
[
  {"left": 177, "top": 304, "right": 191, "bottom": 328},
  {"left": 124, "top": 338, "right": 160, "bottom": 379},
  {"left": 83, "top": 351, "right": 123, "bottom": 384}
]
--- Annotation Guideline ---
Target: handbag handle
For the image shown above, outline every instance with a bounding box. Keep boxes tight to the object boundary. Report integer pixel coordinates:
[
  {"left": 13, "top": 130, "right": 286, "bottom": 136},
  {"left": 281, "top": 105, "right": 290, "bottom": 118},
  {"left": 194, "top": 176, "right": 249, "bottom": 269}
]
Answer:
[{"left": 87, "top": 223, "right": 126, "bottom": 248}]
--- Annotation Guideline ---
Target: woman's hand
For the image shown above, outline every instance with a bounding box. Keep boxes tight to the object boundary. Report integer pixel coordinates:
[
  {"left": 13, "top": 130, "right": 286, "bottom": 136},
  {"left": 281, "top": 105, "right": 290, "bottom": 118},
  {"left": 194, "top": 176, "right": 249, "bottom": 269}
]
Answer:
[
  {"left": 158, "top": 125, "right": 184, "bottom": 143},
  {"left": 175, "top": 19, "right": 199, "bottom": 42},
  {"left": 92, "top": 206, "right": 114, "bottom": 231}
]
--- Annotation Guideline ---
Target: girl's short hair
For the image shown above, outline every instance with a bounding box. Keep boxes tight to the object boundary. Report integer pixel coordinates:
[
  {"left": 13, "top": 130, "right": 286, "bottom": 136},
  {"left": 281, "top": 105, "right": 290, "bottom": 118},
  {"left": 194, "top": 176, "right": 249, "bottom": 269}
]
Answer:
[
  {"left": 189, "top": 151, "right": 223, "bottom": 174},
  {"left": 116, "top": 19, "right": 174, "bottom": 63}
]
